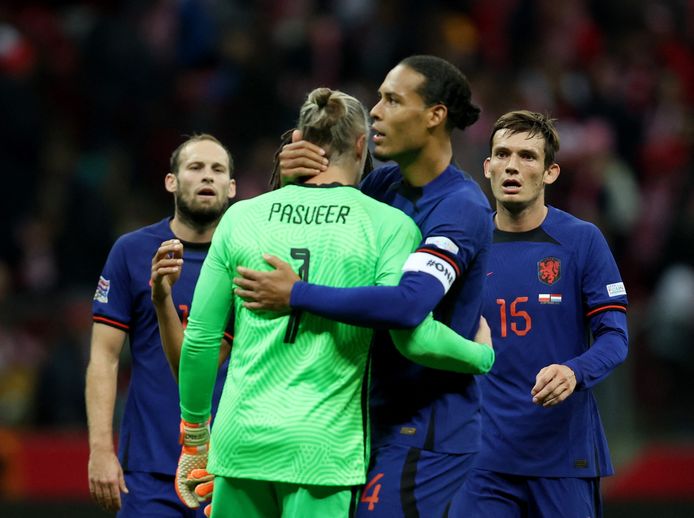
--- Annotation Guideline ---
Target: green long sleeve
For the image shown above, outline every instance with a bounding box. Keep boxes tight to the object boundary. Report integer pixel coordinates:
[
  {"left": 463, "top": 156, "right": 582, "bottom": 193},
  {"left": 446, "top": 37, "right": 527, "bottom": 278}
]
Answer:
[
  {"left": 390, "top": 314, "right": 494, "bottom": 374},
  {"left": 179, "top": 222, "right": 234, "bottom": 424}
]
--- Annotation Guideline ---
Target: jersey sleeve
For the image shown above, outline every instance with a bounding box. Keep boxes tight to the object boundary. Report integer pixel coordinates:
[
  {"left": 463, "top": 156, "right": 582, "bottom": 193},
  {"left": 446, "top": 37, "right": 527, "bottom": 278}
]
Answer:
[
  {"left": 406, "top": 195, "right": 492, "bottom": 293},
  {"left": 373, "top": 213, "right": 423, "bottom": 286},
  {"left": 290, "top": 271, "right": 443, "bottom": 328},
  {"left": 562, "top": 226, "right": 628, "bottom": 389},
  {"left": 179, "top": 213, "right": 235, "bottom": 423},
  {"left": 389, "top": 313, "right": 495, "bottom": 373},
  {"left": 92, "top": 237, "right": 133, "bottom": 331}
]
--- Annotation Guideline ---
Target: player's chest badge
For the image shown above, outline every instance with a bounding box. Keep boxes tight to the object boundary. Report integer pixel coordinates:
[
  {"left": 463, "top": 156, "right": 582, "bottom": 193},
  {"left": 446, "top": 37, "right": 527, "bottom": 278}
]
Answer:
[{"left": 538, "top": 256, "right": 561, "bottom": 285}]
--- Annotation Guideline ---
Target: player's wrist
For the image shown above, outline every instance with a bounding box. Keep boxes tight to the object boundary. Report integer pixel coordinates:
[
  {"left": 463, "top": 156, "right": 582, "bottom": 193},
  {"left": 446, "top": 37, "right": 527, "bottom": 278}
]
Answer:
[
  {"left": 289, "top": 280, "right": 308, "bottom": 308},
  {"left": 179, "top": 418, "right": 211, "bottom": 451},
  {"left": 176, "top": 418, "right": 211, "bottom": 509},
  {"left": 151, "top": 287, "right": 172, "bottom": 305},
  {"left": 88, "top": 432, "right": 115, "bottom": 451},
  {"left": 89, "top": 443, "right": 116, "bottom": 456}
]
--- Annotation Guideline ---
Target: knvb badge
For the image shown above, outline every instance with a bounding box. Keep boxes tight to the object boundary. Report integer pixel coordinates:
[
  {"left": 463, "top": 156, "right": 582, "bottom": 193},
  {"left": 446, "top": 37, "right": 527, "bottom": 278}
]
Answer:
[{"left": 538, "top": 257, "right": 561, "bottom": 285}]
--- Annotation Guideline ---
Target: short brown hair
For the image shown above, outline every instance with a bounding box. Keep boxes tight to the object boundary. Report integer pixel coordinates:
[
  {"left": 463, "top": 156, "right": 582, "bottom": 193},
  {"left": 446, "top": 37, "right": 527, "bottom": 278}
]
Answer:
[
  {"left": 169, "top": 134, "right": 234, "bottom": 176},
  {"left": 490, "top": 111, "right": 560, "bottom": 168}
]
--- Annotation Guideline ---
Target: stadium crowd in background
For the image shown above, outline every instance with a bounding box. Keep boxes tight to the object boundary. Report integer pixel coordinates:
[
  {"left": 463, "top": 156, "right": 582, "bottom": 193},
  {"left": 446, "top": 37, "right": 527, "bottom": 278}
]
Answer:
[{"left": 0, "top": 0, "right": 692, "bottom": 475}]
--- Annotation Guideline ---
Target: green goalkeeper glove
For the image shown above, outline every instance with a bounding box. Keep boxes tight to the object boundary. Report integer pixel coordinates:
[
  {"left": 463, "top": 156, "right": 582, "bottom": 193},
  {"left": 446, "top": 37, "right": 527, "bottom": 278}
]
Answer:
[{"left": 175, "top": 419, "right": 211, "bottom": 508}]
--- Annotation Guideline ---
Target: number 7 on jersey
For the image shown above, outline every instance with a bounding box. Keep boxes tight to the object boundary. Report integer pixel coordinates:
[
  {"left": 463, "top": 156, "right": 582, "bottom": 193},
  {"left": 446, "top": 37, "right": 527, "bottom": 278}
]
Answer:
[{"left": 284, "top": 248, "right": 310, "bottom": 344}]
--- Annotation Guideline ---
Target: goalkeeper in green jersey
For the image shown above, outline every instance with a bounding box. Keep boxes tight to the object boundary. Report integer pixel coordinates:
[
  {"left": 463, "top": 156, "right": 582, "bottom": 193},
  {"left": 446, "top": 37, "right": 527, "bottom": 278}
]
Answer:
[{"left": 175, "top": 87, "right": 494, "bottom": 517}]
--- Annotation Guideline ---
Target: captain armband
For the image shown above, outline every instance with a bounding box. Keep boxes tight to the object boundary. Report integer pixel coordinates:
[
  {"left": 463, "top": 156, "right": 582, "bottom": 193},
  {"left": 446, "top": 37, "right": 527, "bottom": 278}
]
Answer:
[{"left": 402, "top": 249, "right": 459, "bottom": 294}]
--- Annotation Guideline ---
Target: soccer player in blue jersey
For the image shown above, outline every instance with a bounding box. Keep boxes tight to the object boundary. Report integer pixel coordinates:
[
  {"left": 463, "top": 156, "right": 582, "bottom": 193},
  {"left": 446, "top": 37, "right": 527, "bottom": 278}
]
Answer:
[
  {"left": 234, "top": 55, "right": 493, "bottom": 517},
  {"left": 85, "top": 134, "right": 236, "bottom": 516},
  {"left": 446, "top": 110, "right": 629, "bottom": 517}
]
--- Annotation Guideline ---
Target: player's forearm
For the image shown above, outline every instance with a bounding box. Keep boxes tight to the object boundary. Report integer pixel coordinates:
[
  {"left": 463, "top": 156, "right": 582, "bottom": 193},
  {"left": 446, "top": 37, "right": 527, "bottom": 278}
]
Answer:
[
  {"left": 85, "top": 359, "right": 119, "bottom": 451},
  {"left": 390, "top": 314, "right": 494, "bottom": 374},
  {"left": 179, "top": 246, "right": 233, "bottom": 422},
  {"left": 153, "top": 296, "right": 184, "bottom": 382},
  {"left": 290, "top": 271, "right": 444, "bottom": 328},
  {"left": 179, "top": 326, "right": 222, "bottom": 423},
  {"left": 563, "top": 310, "right": 628, "bottom": 390},
  {"left": 86, "top": 324, "right": 125, "bottom": 452}
]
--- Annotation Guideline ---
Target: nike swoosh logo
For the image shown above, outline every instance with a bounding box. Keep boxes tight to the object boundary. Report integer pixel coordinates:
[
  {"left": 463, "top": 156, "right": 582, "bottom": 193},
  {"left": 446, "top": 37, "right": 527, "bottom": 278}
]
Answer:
[{"left": 487, "top": 272, "right": 494, "bottom": 276}]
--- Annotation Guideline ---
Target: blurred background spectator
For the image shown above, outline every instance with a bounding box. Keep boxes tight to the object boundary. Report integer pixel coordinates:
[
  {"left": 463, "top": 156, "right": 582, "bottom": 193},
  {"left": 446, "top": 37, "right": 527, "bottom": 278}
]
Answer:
[{"left": 0, "top": 0, "right": 692, "bottom": 515}]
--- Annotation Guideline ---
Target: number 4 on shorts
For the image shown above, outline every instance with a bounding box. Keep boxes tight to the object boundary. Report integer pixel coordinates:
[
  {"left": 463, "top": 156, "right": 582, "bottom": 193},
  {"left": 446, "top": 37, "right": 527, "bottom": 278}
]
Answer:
[{"left": 360, "top": 472, "right": 384, "bottom": 511}]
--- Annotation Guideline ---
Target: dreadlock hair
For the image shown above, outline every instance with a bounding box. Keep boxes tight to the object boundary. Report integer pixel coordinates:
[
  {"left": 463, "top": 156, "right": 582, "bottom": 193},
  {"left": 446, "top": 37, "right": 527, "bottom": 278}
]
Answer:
[
  {"left": 269, "top": 129, "right": 294, "bottom": 191},
  {"left": 399, "top": 55, "right": 480, "bottom": 132}
]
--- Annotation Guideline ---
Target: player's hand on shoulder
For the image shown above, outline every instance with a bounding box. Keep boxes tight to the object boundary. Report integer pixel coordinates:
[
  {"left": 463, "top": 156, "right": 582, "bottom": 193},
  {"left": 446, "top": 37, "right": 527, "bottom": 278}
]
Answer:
[
  {"left": 151, "top": 239, "right": 184, "bottom": 303},
  {"left": 474, "top": 316, "right": 493, "bottom": 349},
  {"left": 279, "top": 130, "right": 329, "bottom": 183},
  {"left": 531, "top": 364, "right": 577, "bottom": 407},
  {"left": 88, "top": 448, "right": 128, "bottom": 511},
  {"left": 234, "top": 254, "right": 299, "bottom": 312}
]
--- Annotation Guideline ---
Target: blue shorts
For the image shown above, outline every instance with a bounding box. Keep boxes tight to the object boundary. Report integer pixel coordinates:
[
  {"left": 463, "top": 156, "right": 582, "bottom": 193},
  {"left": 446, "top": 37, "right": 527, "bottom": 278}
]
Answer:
[
  {"left": 447, "top": 468, "right": 602, "bottom": 518},
  {"left": 119, "top": 471, "right": 207, "bottom": 518},
  {"left": 355, "top": 443, "right": 475, "bottom": 518}
]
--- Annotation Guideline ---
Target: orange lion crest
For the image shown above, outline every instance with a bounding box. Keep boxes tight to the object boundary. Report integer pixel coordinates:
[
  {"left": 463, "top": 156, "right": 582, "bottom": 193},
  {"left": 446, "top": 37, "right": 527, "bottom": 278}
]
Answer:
[{"left": 538, "top": 257, "right": 561, "bottom": 285}]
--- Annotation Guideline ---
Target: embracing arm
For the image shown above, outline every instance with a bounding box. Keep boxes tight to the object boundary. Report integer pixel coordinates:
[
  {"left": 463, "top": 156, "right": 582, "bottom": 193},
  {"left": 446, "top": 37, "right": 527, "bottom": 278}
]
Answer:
[
  {"left": 235, "top": 200, "right": 488, "bottom": 330},
  {"left": 235, "top": 255, "right": 446, "bottom": 329},
  {"left": 277, "top": 130, "right": 329, "bottom": 183},
  {"left": 391, "top": 315, "right": 494, "bottom": 374},
  {"left": 292, "top": 271, "right": 444, "bottom": 328}
]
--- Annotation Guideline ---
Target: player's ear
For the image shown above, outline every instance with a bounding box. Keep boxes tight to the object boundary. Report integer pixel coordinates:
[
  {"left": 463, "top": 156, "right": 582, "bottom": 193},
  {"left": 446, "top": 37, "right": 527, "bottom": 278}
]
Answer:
[
  {"left": 543, "top": 163, "right": 560, "bottom": 186},
  {"left": 355, "top": 133, "right": 368, "bottom": 177},
  {"left": 427, "top": 104, "right": 447, "bottom": 130},
  {"left": 227, "top": 179, "right": 237, "bottom": 199},
  {"left": 355, "top": 133, "right": 366, "bottom": 160},
  {"left": 165, "top": 172, "right": 178, "bottom": 194},
  {"left": 483, "top": 157, "right": 492, "bottom": 179}
]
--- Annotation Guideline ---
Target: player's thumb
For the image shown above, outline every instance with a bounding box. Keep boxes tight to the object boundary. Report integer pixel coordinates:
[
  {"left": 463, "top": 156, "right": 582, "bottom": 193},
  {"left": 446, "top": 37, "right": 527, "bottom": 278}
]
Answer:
[
  {"left": 531, "top": 371, "right": 547, "bottom": 396},
  {"left": 119, "top": 470, "right": 129, "bottom": 494},
  {"left": 291, "top": 129, "right": 303, "bottom": 143}
]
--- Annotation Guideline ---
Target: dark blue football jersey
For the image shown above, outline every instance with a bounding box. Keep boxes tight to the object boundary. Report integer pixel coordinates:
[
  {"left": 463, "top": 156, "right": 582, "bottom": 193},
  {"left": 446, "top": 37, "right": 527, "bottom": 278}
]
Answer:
[
  {"left": 476, "top": 206, "right": 628, "bottom": 477},
  {"left": 92, "top": 218, "right": 231, "bottom": 475},
  {"left": 360, "top": 164, "right": 493, "bottom": 453}
]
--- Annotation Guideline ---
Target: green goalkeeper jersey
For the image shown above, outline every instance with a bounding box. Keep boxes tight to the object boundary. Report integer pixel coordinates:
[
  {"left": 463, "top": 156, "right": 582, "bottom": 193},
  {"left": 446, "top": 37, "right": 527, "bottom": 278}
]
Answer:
[{"left": 179, "top": 183, "right": 493, "bottom": 486}]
